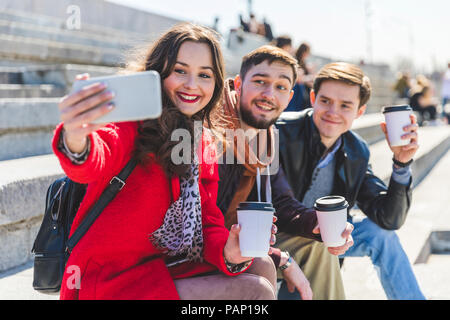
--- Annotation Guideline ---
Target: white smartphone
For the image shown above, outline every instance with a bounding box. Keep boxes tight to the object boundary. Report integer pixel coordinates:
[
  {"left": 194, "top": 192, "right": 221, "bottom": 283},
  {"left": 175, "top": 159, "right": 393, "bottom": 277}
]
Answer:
[{"left": 71, "top": 71, "right": 162, "bottom": 124}]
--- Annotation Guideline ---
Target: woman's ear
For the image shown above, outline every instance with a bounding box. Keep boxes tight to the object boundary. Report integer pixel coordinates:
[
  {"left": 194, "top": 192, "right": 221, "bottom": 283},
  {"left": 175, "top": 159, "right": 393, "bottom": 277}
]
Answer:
[{"left": 234, "top": 75, "right": 242, "bottom": 95}]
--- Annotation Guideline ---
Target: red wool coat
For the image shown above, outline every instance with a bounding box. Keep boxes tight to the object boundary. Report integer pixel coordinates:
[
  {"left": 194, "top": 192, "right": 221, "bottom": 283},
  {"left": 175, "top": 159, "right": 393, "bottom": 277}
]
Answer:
[{"left": 52, "top": 121, "right": 245, "bottom": 300}]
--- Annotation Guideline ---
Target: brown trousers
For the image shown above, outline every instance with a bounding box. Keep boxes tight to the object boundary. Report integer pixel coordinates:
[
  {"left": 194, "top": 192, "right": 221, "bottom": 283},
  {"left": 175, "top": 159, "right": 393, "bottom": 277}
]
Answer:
[
  {"left": 173, "top": 256, "right": 277, "bottom": 300},
  {"left": 275, "top": 232, "right": 346, "bottom": 300}
]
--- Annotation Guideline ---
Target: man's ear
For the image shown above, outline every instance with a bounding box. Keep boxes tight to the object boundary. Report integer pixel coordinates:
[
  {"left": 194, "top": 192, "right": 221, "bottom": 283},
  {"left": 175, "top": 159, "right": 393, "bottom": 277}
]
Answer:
[
  {"left": 357, "top": 105, "right": 367, "bottom": 118},
  {"left": 234, "top": 75, "right": 242, "bottom": 95},
  {"left": 289, "top": 89, "right": 294, "bottom": 102},
  {"left": 310, "top": 90, "right": 316, "bottom": 106},
  {"left": 280, "top": 90, "right": 295, "bottom": 112}
]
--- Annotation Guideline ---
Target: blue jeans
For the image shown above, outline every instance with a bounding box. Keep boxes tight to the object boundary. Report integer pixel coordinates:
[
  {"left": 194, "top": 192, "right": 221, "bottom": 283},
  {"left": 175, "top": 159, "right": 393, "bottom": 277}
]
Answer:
[
  {"left": 339, "top": 216, "right": 425, "bottom": 300},
  {"left": 277, "top": 216, "right": 425, "bottom": 300}
]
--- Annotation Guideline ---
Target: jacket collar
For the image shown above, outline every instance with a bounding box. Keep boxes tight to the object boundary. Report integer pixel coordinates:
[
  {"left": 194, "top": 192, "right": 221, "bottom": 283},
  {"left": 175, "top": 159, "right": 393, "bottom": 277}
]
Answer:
[{"left": 306, "top": 110, "right": 327, "bottom": 161}]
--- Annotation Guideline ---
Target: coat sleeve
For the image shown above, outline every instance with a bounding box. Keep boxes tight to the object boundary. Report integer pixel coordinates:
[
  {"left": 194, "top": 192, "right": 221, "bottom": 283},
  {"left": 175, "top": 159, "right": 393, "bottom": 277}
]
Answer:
[
  {"left": 271, "top": 166, "right": 322, "bottom": 241},
  {"left": 356, "top": 164, "right": 412, "bottom": 230},
  {"left": 51, "top": 121, "right": 139, "bottom": 184}
]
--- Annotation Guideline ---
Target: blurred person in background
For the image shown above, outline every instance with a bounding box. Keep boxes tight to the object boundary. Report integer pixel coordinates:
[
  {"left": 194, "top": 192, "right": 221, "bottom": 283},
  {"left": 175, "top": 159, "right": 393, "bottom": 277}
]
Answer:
[
  {"left": 409, "top": 75, "right": 439, "bottom": 126},
  {"left": 248, "top": 13, "right": 259, "bottom": 34},
  {"left": 440, "top": 63, "right": 450, "bottom": 124},
  {"left": 273, "top": 35, "right": 294, "bottom": 55},
  {"left": 393, "top": 72, "right": 412, "bottom": 100},
  {"left": 282, "top": 42, "right": 313, "bottom": 112},
  {"left": 262, "top": 17, "right": 274, "bottom": 41}
]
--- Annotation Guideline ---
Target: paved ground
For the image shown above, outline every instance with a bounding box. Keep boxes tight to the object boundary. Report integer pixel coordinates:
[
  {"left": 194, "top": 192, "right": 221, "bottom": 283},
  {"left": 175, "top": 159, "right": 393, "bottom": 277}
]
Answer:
[
  {"left": 341, "top": 149, "right": 450, "bottom": 300},
  {"left": 0, "top": 261, "right": 57, "bottom": 300}
]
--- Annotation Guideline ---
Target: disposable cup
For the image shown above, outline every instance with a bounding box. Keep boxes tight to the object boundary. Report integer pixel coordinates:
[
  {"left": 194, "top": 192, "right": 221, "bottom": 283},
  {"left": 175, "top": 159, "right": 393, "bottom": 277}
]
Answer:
[
  {"left": 382, "top": 105, "right": 412, "bottom": 147},
  {"left": 237, "top": 202, "right": 275, "bottom": 257},
  {"left": 314, "top": 196, "right": 349, "bottom": 247}
]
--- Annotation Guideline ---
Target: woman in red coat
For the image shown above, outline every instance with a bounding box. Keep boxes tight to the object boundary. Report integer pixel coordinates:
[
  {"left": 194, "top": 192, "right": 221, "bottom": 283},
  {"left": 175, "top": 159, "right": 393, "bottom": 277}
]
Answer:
[{"left": 53, "top": 23, "right": 276, "bottom": 300}]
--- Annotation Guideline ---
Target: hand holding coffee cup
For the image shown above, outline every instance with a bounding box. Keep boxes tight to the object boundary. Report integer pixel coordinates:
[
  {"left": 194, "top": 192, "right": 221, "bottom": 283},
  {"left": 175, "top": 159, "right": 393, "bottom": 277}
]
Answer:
[
  {"left": 312, "top": 196, "right": 354, "bottom": 255},
  {"left": 224, "top": 209, "right": 277, "bottom": 263},
  {"left": 234, "top": 202, "right": 276, "bottom": 258},
  {"left": 381, "top": 105, "right": 419, "bottom": 164}
]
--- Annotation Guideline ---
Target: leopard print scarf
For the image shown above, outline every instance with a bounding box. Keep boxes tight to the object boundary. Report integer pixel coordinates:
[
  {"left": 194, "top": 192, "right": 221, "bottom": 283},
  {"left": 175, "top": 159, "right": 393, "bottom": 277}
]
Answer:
[{"left": 150, "top": 157, "right": 204, "bottom": 262}]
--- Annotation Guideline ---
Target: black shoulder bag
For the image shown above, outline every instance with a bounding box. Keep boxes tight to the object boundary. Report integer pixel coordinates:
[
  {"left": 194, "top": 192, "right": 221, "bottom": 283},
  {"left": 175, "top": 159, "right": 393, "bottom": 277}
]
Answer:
[{"left": 31, "top": 159, "right": 137, "bottom": 294}]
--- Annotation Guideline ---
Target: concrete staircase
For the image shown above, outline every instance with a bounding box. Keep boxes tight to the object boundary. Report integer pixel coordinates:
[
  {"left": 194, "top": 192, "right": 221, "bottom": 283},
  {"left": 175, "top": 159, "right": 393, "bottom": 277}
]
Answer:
[
  {"left": 0, "top": 3, "right": 176, "bottom": 274},
  {"left": 1, "top": 0, "right": 448, "bottom": 300},
  {"left": 341, "top": 125, "right": 450, "bottom": 300},
  {"left": 0, "top": 64, "right": 118, "bottom": 161}
]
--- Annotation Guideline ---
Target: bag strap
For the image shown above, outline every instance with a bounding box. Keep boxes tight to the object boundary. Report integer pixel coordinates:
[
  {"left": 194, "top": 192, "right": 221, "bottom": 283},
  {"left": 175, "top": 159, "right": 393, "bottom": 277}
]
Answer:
[{"left": 65, "top": 158, "right": 138, "bottom": 254}]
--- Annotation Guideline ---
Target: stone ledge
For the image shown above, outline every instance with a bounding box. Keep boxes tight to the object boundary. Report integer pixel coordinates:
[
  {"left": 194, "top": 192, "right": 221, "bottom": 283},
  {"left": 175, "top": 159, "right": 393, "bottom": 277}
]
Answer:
[
  {"left": 0, "top": 34, "right": 122, "bottom": 66},
  {"left": 350, "top": 126, "right": 450, "bottom": 272},
  {"left": 0, "top": 154, "right": 65, "bottom": 272},
  {"left": 0, "top": 98, "right": 60, "bottom": 130},
  {"left": 343, "top": 149, "right": 450, "bottom": 300},
  {"left": 0, "top": 18, "right": 136, "bottom": 50},
  {"left": 0, "top": 84, "right": 65, "bottom": 98},
  {"left": 0, "top": 129, "right": 55, "bottom": 161},
  {"left": 0, "top": 216, "right": 42, "bottom": 271},
  {"left": 369, "top": 126, "right": 450, "bottom": 185},
  {"left": 0, "top": 4, "right": 179, "bottom": 40},
  {"left": 21, "top": 64, "right": 119, "bottom": 87},
  {"left": 0, "top": 154, "right": 64, "bottom": 225}
]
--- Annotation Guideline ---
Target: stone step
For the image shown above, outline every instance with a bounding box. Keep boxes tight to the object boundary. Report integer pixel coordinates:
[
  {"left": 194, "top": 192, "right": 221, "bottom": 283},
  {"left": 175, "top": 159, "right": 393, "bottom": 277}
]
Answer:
[
  {"left": 0, "top": 18, "right": 138, "bottom": 51},
  {"left": 369, "top": 125, "right": 450, "bottom": 185},
  {"left": 0, "top": 104, "right": 386, "bottom": 162},
  {"left": 0, "top": 261, "right": 58, "bottom": 300},
  {"left": 0, "top": 154, "right": 64, "bottom": 272},
  {"left": 0, "top": 3, "right": 182, "bottom": 41},
  {"left": 0, "top": 33, "right": 122, "bottom": 66},
  {"left": 0, "top": 125, "right": 448, "bottom": 274},
  {"left": 0, "top": 98, "right": 60, "bottom": 131},
  {"left": 0, "top": 68, "right": 23, "bottom": 84},
  {"left": 20, "top": 64, "right": 119, "bottom": 87},
  {"left": 351, "top": 113, "right": 385, "bottom": 145},
  {"left": 0, "top": 84, "right": 65, "bottom": 98},
  {"left": 0, "top": 64, "right": 118, "bottom": 86},
  {"left": 0, "top": 98, "right": 59, "bottom": 160},
  {"left": 0, "top": 7, "right": 147, "bottom": 41},
  {"left": 342, "top": 147, "right": 450, "bottom": 300},
  {"left": 0, "top": 127, "right": 449, "bottom": 299},
  {"left": 0, "top": 129, "right": 55, "bottom": 161}
]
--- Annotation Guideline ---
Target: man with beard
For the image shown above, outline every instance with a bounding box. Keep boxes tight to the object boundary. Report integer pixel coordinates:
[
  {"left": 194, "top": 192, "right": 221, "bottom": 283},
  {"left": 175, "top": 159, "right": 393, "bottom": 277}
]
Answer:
[{"left": 213, "top": 46, "right": 353, "bottom": 300}]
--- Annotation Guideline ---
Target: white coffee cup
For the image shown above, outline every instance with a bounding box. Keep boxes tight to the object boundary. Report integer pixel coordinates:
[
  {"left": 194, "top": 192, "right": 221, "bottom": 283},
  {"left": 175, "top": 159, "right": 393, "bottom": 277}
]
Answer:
[
  {"left": 314, "top": 196, "right": 349, "bottom": 247},
  {"left": 237, "top": 202, "right": 275, "bottom": 257},
  {"left": 382, "top": 105, "right": 413, "bottom": 147}
]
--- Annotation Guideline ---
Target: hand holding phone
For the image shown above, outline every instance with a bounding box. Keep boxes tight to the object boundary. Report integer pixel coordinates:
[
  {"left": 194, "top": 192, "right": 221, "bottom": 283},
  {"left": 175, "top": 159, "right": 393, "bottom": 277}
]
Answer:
[
  {"left": 58, "top": 71, "right": 162, "bottom": 153},
  {"left": 70, "top": 71, "right": 162, "bottom": 124}
]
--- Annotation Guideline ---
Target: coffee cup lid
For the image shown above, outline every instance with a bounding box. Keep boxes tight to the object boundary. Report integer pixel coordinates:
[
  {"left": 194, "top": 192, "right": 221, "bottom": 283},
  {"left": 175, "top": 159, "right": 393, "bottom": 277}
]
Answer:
[
  {"left": 314, "top": 196, "right": 349, "bottom": 212},
  {"left": 382, "top": 105, "right": 412, "bottom": 114},
  {"left": 238, "top": 201, "right": 275, "bottom": 212}
]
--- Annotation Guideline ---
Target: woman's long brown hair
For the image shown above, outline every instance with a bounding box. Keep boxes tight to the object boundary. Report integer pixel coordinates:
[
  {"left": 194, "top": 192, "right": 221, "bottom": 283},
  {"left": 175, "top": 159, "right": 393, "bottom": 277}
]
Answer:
[{"left": 125, "top": 23, "right": 225, "bottom": 178}]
